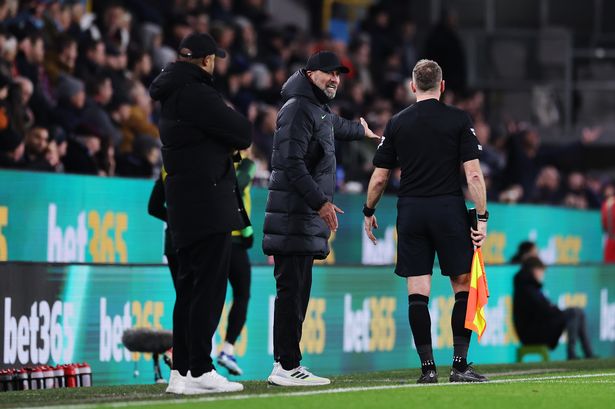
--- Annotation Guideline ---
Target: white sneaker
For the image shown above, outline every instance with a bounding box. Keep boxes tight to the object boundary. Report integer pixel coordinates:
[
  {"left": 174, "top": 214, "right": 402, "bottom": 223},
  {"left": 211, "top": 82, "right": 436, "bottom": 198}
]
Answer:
[
  {"left": 217, "top": 352, "right": 243, "bottom": 376},
  {"left": 267, "top": 363, "right": 331, "bottom": 386},
  {"left": 183, "top": 369, "right": 244, "bottom": 394},
  {"left": 165, "top": 370, "right": 187, "bottom": 394}
]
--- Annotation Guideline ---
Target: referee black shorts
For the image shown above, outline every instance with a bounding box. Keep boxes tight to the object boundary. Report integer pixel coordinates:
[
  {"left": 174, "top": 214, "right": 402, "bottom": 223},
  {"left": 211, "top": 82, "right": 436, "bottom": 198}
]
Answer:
[{"left": 395, "top": 195, "right": 473, "bottom": 278}]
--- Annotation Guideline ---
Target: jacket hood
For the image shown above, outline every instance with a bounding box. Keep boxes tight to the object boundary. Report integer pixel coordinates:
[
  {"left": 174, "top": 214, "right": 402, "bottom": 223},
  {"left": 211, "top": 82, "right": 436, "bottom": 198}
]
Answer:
[
  {"left": 514, "top": 267, "right": 542, "bottom": 289},
  {"left": 280, "top": 70, "right": 329, "bottom": 105},
  {"left": 149, "top": 61, "right": 214, "bottom": 101}
]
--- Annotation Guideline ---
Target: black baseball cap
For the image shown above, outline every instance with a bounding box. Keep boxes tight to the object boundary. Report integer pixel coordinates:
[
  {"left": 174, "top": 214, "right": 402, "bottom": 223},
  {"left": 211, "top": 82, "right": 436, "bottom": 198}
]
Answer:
[
  {"left": 305, "top": 51, "right": 349, "bottom": 73},
  {"left": 178, "top": 33, "right": 226, "bottom": 59}
]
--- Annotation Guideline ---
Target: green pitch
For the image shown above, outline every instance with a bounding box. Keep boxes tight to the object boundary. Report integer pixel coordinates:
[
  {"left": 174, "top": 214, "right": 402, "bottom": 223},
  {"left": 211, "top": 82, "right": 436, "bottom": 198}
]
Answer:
[{"left": 1, "top": 359, "right": 614, "bottom": 409}]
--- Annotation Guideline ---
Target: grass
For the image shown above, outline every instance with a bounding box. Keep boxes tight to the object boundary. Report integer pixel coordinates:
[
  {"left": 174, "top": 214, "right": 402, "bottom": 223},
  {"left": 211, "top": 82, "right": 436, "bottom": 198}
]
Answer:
[{"left": 1, "top": 359, "right": 614, "bottom": 409}]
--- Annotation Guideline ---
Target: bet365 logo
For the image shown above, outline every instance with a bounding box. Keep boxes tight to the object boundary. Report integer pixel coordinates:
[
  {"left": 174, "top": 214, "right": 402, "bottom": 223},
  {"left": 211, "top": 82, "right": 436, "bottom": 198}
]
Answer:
[
  {"left": 46, "top": 203, "right": 128, "bottom": 263},
  {"left": 99, "top": 297, "right": 165, "bottom": 362},
  {"left": 343, "top": 294, "right": 396, "bottom": 353},
  {"left": 3, "top": 297, "right": 75, "bottom": 365}
]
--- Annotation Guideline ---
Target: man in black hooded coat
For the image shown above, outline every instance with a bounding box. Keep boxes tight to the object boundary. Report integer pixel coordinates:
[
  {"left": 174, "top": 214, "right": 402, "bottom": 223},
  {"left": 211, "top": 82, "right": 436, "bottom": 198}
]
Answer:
[
  {"left": 513, "top": 256, "right": 595, "bottom": 359},
  {"left": 263, "top": 51, "right": 380, "bottom": 386},
  {"left": 149, "top": 33, "right": 251, "bottom": 394}
]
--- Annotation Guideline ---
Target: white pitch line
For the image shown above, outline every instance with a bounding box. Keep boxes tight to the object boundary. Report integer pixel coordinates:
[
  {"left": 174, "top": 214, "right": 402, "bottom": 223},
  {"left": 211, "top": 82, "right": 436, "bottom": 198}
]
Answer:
[
  {"left": 30, "top": 372, "right": 615, "bottom": 409},
  {"left": 285, "top": 369, "right": 567, "bottom": 383}
]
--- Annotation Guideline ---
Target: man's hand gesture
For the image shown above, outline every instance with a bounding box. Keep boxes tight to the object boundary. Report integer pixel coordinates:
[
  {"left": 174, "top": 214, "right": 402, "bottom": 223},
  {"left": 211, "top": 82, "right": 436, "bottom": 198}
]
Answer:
[
  {"left": 319, "top": 201, "right": 344, "bottom": 232},
  {"left": 364, "top": 215, "right": 378, "bottom": 245},
  {"left": 360, "top": 117, "right": 382, "bottom": 141}
]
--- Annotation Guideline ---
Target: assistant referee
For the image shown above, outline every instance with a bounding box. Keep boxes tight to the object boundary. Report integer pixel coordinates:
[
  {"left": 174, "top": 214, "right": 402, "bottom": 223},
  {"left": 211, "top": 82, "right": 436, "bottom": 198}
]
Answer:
[{"left": 363, "top": 59, "right": 488, "bottom": 383}]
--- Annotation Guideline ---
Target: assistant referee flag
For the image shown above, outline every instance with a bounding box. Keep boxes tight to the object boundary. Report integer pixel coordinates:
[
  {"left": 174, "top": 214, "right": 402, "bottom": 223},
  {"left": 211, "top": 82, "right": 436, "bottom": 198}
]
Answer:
[{"left": 465, "top": 248, "right": 489, "bottom": 340}]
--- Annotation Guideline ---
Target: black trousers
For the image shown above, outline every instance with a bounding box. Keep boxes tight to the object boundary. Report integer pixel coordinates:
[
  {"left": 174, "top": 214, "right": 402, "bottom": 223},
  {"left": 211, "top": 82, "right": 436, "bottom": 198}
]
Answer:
[
  {"left": 173, "top": 233, "right": 231, "bottom": 376},
  {"left": 273, "top": 255, "right": 314, "bottom": 370},
  {"left": 564, "top": 307, "right": 594, "bottom": 359},
  {"left": 167, "top": 253, "right": 179, "bottom": 290},
  {"left": 225, "top": 242, "right": 252, "bottom": 344}
]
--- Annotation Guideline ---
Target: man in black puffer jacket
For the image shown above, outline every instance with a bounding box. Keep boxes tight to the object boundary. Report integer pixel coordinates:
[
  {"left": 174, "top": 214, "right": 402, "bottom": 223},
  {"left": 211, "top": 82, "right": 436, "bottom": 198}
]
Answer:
[
  {"left": 264, "top": 51, "right": 381, "bottom": 386},
  {"left": 149, "top": 33, "right": 251, "bottom": 394}
]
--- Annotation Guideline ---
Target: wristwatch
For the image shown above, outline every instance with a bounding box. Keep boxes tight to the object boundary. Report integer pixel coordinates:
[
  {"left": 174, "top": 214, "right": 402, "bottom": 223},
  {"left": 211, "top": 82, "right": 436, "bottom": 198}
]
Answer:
[
  {"left": 363, "top": 204, "right": 376, "bottom": 217},
  {"left": 477, "top": 210, "right": 489, "bottom": 222}
]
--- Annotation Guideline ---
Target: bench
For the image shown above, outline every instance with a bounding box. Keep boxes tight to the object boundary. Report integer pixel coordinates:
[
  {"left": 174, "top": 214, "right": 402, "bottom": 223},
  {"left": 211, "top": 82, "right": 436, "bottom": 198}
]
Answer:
[{"left": 516, "top": 344, "right": 550, "bottom": 362}]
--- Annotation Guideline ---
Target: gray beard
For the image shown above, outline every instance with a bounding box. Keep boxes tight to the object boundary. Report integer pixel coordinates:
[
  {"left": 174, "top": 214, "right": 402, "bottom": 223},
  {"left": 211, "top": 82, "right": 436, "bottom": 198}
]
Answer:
[{"left": 324, "top": 87, "right": 336, "bottom": 99}]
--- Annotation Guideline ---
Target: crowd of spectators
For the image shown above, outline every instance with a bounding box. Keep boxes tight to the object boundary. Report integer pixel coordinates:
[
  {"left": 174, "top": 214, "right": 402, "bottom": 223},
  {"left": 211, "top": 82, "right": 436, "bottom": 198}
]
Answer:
[{"left": 0, "top": 0, "right": 613, "bottom": 210}]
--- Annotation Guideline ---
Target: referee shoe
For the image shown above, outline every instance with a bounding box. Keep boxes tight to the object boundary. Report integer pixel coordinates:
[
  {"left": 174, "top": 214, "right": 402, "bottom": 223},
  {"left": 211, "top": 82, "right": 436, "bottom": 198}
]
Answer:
[
  {"left": 416, "top": 369, "right": 438, "bottom": 384},
  {"left": 267, "top": 363, "right": 331, "bottom": 386},
  {"left": 449, "top": 363, "right": 489, "bottom": 383}
]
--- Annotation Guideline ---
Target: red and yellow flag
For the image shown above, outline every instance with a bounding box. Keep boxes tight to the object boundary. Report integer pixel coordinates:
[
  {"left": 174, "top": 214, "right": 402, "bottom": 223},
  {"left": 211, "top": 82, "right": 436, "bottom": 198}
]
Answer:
[{"left": 464, "top": 248, "right": 490, "bottom": 340}]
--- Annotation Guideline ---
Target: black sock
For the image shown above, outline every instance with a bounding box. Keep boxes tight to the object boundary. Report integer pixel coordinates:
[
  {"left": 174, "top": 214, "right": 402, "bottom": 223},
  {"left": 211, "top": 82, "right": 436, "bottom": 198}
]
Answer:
[
  {"left": 451, "top": 291, "right": 472, "bottom": 371},
  {"left": 408, "top": 294, "right": 435, "bottom": 373}
]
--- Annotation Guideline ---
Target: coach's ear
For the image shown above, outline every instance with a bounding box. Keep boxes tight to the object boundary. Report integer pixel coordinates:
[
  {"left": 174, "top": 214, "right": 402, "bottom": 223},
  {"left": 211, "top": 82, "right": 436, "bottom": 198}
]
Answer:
[
  {"left": 440, "top": 80, "right": 446, "bottom": 94},
  {"left": 410, "top": 81, "right": 417, "bottom": 94}
]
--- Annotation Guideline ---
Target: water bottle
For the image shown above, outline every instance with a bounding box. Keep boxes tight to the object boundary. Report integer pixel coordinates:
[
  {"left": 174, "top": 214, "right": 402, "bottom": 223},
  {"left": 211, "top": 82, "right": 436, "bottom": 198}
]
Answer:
[
  {"left": 0, "top": 370, "right": 13, "bottom": 392},
  {"left": 63, "top": 365, "right": 78, "bottom": 388},
  {"left": 78, "top": 363, "right": 92, "bottom": 387},
  {"left": 29, "top": 367, "right": 44, "bottom": 390},
  {"left": 15, "top": 369, "right": 29, "bottom": 391},
  {"left": 43, "top": 366, "right": 56, "bottom": 389},
  {"left": 53, "top": 365, "right": 65, "bottom": 388}
]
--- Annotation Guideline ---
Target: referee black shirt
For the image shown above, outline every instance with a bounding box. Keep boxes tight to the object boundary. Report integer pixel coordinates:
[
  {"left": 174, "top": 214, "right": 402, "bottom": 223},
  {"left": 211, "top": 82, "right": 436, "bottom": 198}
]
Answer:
[{"left": 373, "top": 98, "right": 481, "bottom": 197}]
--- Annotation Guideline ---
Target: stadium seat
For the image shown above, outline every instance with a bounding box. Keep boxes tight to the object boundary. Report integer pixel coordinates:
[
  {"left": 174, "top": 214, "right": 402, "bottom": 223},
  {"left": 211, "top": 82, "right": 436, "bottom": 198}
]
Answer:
[{"left": 516, "top": 345, "right": 550, "bottom": 362}]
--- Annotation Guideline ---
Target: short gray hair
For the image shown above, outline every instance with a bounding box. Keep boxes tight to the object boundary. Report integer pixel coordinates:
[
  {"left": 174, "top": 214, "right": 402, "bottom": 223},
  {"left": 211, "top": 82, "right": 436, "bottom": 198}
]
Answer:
[{"left": 412, "top": 59, "right": 442, "bottom": 92}]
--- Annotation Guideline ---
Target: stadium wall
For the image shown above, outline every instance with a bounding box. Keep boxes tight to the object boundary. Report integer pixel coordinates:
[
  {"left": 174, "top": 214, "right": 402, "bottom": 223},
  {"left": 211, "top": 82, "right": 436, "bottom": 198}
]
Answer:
[
  {"left": 1, "top": 262, "right": 615, "bottom": 385},
  {"left": 0, "top": 170, "right": 605, "bottom": 265}
]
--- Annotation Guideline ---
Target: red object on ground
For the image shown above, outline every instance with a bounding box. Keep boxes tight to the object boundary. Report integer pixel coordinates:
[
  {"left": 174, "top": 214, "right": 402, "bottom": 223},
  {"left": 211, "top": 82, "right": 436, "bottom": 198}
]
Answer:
[{"left": 63, "top": 364, "right": 78, "bottom": 388}]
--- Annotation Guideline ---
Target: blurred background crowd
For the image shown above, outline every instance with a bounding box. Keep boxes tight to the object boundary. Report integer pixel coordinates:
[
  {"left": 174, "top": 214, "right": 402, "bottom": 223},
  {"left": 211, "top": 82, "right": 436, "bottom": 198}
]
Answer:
[{"left": 0, "top": 0, "right": 614, "bottom": 210}]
